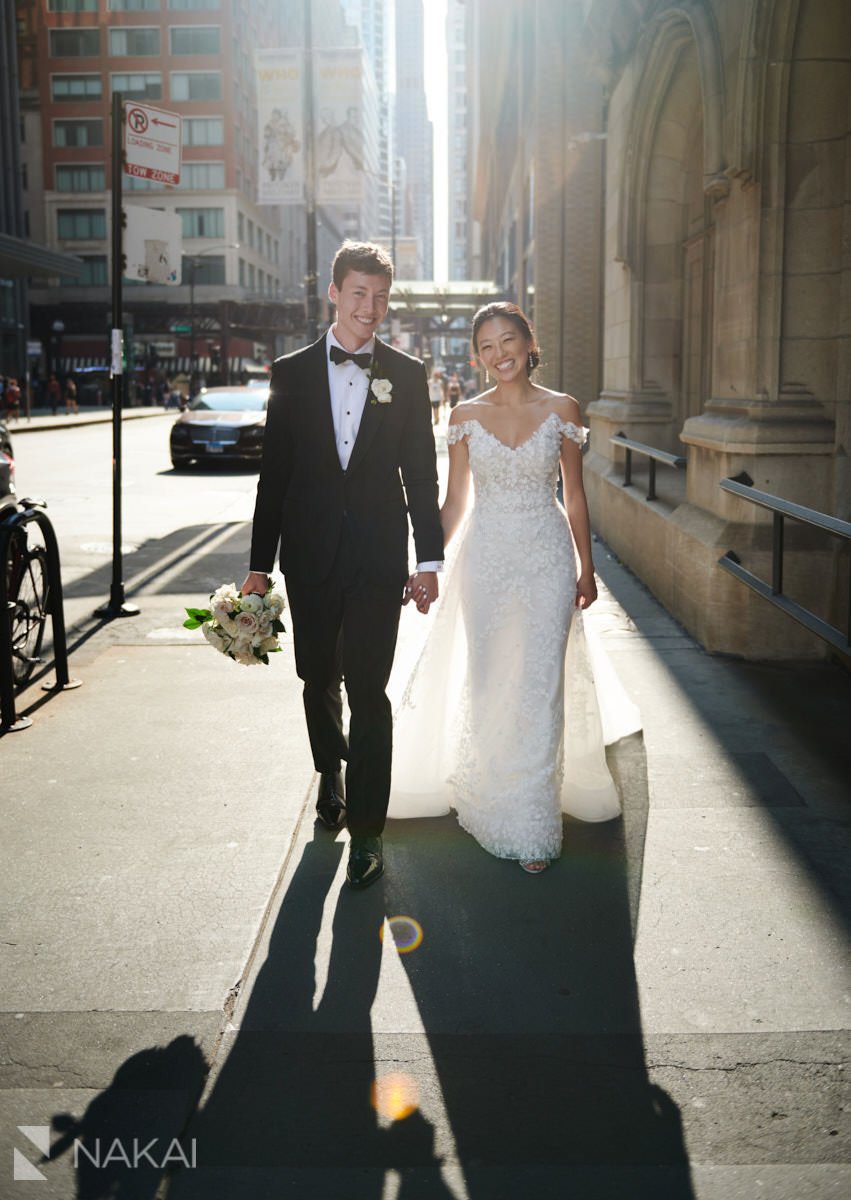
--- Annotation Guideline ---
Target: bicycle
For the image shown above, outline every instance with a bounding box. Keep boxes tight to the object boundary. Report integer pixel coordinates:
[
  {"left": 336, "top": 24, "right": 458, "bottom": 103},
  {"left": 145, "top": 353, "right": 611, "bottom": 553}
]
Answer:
[{"left": 1, "top": 494, "right": 51, "bottom": 688}]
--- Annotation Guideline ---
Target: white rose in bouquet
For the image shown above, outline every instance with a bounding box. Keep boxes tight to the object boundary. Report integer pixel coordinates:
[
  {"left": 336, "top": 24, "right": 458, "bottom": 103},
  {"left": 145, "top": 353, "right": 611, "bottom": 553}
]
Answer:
[
  {"left": 202, "top": 623, "right": 228, "bottom": 654},
  {"left": 240, "top": 592, "right": 264, "bottom": 615},
  {"left": 210, "top": 583, "right": 239, "bottom": 617},
  {"left": 235, "top": 611, "right": 259, "bottom": 636}
]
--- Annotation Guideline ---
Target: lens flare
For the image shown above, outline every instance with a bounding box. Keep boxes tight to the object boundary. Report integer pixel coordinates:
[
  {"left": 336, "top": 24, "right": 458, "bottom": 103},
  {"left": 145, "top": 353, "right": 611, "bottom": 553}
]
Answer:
[
  {"left": 380, "top": 915, "right": 424, "bottom": 954},
  {"left": 371, "top": 1072, "right": 419, "bottom": 1121}
]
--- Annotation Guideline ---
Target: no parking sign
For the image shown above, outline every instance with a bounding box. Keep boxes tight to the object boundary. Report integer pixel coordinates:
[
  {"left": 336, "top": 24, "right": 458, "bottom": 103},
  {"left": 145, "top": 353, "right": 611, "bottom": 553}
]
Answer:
[{"left": 124, "top": 102, "right": 182, "bottom": 186}]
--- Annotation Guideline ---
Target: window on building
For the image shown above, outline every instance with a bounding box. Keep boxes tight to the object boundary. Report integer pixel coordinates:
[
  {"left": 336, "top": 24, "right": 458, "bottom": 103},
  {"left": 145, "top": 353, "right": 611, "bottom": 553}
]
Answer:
[
  {"left": 49, "top": 28, "right": 100, "bottom": 56},
  {"left": 170, "top": 71, "right": 221, "bottom": 100},
  {"left": 177, "top": 162, "right": 225, "bottom": 189},
  {"left": 52, "top": 74, "right": 102, "bottom": 102},
  {"left": 53, "top": 118, "right": 104, "bottom": 147},
  {"left": 176, "top": 207, "right": 224, "bottom": 238},
  {"left": 49, "top": 0, "right": 98, "bottom": 11},
  {"left": 237, "top": 212, "right": 244, "bottom": 241},
  {"left": 248, "top": 263, "right": 255, "bottom": 290},
  {"left": 56, "top": 164, "right": 106, "bottom": 192},
  {"left": 124, "top": 173, "right": 159, "bottom": 190},
  {"left": 182, "top": 254, "right": 224, "bottom": 285},
  {"left": 60, "top": 255, "right": 108, "bottom": 285},
  {"left": 168, "top": 0, "right": 220, "bottom": 8},
  {"left": 170, "top": 26, "right": 220, "bottom": 54},
  {"left": 183, "top": 116, "right": 224, "bottom": 146},
  {"left": 110, "top": 73, "right": 162, "bottom": 99},
  {"left": 246, "top": 218, "right": 254, "bottom": 249},
  {"left": 239, "top": 258, "right": 246, "bottom": 287},
  {"left": 108, "top": 0, "right": 160, "bottom": 10},
  {"left": 109, "top": 27, "right": 160, "bottom": 55},
  {"left": 58, "top": 209, "right": 107, "bottom": 240}
]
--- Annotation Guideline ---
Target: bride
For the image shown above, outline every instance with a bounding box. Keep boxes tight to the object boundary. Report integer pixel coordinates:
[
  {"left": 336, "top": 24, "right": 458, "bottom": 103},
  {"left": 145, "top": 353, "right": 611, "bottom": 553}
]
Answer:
[{"left": 390, "top": 302, "right": 640, "bottom": 872}]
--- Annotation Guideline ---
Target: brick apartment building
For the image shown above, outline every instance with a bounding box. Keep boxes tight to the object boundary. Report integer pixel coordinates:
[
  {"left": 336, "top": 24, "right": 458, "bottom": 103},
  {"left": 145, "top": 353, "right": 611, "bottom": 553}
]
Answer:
[{"left": 16, "top": 0, "right": 303, "bottom": 387}]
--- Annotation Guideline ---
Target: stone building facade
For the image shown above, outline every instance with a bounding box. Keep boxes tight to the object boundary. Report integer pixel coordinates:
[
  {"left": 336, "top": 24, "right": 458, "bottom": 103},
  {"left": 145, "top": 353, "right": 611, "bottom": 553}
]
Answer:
[{"left": 470, "top": 0, "right": 850, "bottom": 659}]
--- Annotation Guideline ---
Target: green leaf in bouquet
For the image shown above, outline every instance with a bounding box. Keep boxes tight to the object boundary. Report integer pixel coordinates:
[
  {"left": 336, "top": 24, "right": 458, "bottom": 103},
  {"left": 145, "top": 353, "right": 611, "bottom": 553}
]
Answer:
[
  {"left": 185, "top": 607, "right": 212, "bottom": 622},
  {"left": 271, "top": 619, "right": 286, "bottom": 634},
  {"left": 183, "top": 617, "right": 203, "bottom": 629}
]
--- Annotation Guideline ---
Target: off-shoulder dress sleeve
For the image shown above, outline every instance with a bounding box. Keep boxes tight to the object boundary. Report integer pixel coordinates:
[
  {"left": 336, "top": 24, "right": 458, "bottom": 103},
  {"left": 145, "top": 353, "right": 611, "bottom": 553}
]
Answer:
[
  {"left": 446, "top": 420, "right": 474, "bottom": 446},
  {"left": 558, "top": 419, "right": 587, "bottom": 448}
]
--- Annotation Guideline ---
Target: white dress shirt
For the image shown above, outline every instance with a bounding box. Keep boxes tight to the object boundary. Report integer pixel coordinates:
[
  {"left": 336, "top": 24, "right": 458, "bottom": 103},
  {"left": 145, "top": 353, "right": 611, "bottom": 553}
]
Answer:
[{"left": 326, "top": 324, "right": 373, "bottom": 471}]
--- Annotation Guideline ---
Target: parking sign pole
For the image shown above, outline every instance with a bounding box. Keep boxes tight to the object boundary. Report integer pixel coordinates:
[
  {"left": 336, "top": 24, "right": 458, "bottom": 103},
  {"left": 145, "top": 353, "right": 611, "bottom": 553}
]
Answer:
[{"left": 96, "top": 91, "right": 139, "bottom": 619}]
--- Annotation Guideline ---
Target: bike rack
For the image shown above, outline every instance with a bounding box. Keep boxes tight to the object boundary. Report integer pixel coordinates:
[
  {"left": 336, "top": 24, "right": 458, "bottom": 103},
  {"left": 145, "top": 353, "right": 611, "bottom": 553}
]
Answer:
[{"left": 0, "top": 503, "right": 81, "bottom": 733}]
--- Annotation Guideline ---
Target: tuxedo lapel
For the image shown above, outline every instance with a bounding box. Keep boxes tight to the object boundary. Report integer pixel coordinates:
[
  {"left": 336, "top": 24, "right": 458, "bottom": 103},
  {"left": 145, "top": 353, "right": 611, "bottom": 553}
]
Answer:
[
  {"left": 302, "top": 334, "right": 340, "bottom": 471},
  {"left": 346, "top": 336, "right": 390, "bottom": 475}
]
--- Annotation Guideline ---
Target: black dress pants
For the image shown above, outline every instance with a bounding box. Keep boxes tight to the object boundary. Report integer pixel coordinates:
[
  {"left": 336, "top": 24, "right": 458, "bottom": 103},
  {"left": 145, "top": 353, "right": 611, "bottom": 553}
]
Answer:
[{"left": 285, "top": 531, "right": 403, "bottom": 839}]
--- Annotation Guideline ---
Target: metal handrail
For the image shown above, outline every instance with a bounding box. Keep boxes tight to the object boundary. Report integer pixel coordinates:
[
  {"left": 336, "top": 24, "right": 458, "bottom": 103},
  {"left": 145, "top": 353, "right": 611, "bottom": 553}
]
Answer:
[
  {"left": 718, "top": 473, "right": 851, "bottom": 653},
  {"left": 610, "top": 431, "right": 686, "bottom": 501},
  {"left": 0, "top": 502, "right": 81, "bottom": 732}
]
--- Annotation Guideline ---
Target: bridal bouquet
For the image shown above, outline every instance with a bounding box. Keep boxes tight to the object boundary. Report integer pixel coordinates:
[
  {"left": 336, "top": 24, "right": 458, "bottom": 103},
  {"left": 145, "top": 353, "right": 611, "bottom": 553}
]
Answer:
[{"left": 184, "top": 583, "right": 286, "bottom": 666}]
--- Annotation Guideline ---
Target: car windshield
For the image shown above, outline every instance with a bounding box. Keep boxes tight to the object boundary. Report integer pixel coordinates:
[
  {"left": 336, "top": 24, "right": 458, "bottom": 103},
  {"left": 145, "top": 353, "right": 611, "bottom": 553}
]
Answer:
[{"left": 189, "top": 391, "right": 268, "bottom": 412}]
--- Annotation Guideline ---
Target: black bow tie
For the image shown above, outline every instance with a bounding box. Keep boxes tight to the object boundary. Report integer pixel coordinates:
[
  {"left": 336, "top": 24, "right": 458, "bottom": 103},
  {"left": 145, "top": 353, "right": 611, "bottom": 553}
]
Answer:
[{"left": 330, "top": 345, "right": 372, "bottom": 369}]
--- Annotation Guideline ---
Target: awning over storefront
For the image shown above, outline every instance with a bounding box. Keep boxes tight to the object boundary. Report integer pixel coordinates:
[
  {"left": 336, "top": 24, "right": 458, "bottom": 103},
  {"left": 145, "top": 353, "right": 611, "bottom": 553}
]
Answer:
[{"left": 0, "top": 233, "right": 84, "bottom": 280}]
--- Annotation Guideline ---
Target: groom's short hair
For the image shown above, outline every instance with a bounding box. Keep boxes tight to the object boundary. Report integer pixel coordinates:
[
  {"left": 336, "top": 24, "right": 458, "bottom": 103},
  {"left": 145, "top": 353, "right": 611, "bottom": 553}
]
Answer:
[{"left": 332, "top": 241, "right": 394, "bottom": 289}]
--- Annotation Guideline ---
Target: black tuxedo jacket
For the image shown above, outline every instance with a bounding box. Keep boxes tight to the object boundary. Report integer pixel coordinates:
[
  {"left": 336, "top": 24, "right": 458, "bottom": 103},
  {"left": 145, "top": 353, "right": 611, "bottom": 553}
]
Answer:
[{"left": 249, "top": 333, "right": 444, "bottom": 586}]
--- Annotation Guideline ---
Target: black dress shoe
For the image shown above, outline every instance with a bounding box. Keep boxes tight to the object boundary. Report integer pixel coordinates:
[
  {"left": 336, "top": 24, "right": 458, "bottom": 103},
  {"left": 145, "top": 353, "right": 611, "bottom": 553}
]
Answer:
[
  {"left": 346, "top": 836, "right": 384, "bottom": 890},
  {"left": 315, "top": 771, "right": 346, "bottom": 831}
]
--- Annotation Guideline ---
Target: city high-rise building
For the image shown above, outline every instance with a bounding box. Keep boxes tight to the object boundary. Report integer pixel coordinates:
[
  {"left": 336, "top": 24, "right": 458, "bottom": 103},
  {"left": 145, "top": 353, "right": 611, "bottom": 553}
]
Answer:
[
  {"left": 394, "top": 0, "right": 432, "bottom": 278},
  {"left": 16, "top": 0, "right": 301, "bottom": 384},
  {"left": 446, "top": 0, "right": 468, "bottom": 280}
]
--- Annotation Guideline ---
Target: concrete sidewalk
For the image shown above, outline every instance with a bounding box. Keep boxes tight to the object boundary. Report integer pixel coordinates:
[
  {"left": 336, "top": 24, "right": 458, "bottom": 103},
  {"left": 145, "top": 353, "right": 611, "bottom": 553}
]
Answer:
[
  {"left": 4, "top": 407, "right": 173, "bottom": 435},
  {"left": 0, "top": 518, "right": 848, "bottom": 1198}
]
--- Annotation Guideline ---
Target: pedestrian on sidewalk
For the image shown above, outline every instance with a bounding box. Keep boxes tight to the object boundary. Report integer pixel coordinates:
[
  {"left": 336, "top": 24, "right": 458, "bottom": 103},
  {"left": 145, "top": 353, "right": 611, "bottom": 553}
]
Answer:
[
  {"left": 446, "top": 370, "right": 462, "bottom": 409},
  {"left": 4, "top": 377, "right": 21, "bottom": 423},
  {"left": 64, "top": 377, "right": 78, "bottom": 415},
  {"left": 47, "top": 373, "right": 61, "bottom": 415},
  {"left": 428, "top": 367, "right": 446, "bottom": 425},
  {"left": 241, "top": 240, "right": 443, "bottom": 891}
]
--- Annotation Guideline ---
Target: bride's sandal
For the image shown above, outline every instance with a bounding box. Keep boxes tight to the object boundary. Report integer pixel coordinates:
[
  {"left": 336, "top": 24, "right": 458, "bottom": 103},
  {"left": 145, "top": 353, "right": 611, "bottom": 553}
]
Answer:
[{"left": 519, "top": 860, "right": 550, "bottom": 874}]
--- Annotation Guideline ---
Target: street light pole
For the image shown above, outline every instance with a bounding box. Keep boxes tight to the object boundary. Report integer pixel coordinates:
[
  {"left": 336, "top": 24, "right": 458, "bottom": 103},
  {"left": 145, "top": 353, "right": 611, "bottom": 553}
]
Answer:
[{"left": 188, "top": 259, "right": 196, "bottom": 398}]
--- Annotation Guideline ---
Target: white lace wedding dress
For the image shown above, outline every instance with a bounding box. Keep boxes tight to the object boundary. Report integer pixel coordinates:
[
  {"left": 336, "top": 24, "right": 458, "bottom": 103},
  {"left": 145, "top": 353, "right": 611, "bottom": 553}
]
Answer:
[{"left": 389, "top": 411, "right": 641, "bottom": 862}]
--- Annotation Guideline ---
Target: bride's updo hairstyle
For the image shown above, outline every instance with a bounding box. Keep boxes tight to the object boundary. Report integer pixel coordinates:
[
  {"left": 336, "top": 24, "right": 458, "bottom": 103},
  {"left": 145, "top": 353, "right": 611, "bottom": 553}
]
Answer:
[{"left": 471, "top": 302, "right": 541, "bottom": 375}]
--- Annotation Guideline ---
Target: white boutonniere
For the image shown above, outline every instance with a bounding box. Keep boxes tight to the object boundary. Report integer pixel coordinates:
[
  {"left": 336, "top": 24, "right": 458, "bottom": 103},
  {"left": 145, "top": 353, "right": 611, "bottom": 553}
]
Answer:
[{"left": 368, "top": 364, "right": 393, "bottom": 405}]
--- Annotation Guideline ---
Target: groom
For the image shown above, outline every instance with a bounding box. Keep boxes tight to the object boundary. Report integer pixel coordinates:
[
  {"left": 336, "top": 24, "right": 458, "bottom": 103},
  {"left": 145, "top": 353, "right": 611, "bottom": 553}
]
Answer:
[{"left": 241, "top": 241, "right": 443, "bottom": 889}]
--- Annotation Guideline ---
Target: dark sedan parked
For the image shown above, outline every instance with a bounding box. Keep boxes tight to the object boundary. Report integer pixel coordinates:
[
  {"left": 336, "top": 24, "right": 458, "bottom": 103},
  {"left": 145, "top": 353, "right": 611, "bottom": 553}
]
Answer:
[{"left": 169, "top": 385, "right": 269, "bottom": 468}]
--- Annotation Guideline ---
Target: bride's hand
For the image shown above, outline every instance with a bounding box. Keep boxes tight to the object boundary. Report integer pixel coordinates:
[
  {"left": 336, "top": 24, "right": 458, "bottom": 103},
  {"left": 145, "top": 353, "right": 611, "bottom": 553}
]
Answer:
[{"left": 576, "top": 570, "right": 597, "bottom": 610}]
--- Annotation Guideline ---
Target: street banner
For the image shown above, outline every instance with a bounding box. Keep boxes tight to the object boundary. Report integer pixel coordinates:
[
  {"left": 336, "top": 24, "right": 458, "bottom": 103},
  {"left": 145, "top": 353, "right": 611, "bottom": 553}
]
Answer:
[
  {"left": 314, "top": 47, "right": 372, "bottom": 205},
  {"left": 256, "top": 49, "right": 304, "bottom": 204},
  {"left": 124, "top": 205, "right": 182, "bottom": 285},
  {"left": 124, "top": 101, "right": 181, "bottom": 186}
]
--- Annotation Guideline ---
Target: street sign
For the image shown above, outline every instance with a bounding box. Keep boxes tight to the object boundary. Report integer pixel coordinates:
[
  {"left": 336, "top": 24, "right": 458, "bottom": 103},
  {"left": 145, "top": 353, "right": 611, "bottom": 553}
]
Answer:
[
  {"left": 124, "top": 205, "right": 181, "bottom": 284},
  {"left": 124, "top": 101, "right": 182, "bottom": 186}
]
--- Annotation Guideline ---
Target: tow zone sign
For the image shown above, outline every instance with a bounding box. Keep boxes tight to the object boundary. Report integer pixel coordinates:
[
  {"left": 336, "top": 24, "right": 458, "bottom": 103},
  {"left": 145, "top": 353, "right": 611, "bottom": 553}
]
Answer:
[{"left": 124, "top": 102, "right": 182, "bottom": 186}]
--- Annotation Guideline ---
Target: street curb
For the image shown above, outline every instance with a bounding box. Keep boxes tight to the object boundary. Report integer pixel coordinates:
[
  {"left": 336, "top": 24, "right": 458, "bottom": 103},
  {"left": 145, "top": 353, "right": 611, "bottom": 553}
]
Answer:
[{"left": 7, "top": 408, "right": 174, "bottom": 434}]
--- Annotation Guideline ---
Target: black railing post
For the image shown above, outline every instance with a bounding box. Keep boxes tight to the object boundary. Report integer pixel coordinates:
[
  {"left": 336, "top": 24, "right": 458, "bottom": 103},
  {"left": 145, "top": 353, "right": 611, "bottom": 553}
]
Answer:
[
  {"left": 0, "top": 506, "right": 81, "bottom": 733},
  {"left": 624, "top": 446, "right": 632, "bottom": 488},
  {"left": 772, "top": 511, "right": 784, "bottom": 595},
  {"left": 0, "top": 524, "right": 21, "bottom": 730},
  {"left": 648, "top": 458, "right": 657, "bottom": 502},
  {"left": 35, "top": 510, "right": 71, "bottom": 689}
]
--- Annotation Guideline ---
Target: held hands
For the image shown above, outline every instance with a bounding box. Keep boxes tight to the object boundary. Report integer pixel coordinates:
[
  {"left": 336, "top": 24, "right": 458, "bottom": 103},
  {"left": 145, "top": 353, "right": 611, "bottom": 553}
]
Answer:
[
  {"left": 240, "top": 571, "right": 270, "bottom": 596},
  {"left": 576, "top": 570, "right": 598, "bottom": 610},
  {"left": 403, "top": 571, "right": 439, "bottom": 615}
]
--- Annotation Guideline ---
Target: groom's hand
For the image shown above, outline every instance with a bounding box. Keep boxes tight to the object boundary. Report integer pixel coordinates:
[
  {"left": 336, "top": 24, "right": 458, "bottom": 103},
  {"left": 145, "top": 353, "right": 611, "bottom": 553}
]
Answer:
[
  {"left": 240, "top": 570, "right": 269, "bottom": 596},
  {"left": 403, "top": 571, "right": 438, "bottom": 614}
]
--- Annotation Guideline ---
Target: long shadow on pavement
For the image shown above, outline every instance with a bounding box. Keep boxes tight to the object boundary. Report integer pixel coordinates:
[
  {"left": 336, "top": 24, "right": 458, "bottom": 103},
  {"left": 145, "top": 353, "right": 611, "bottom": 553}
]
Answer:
[{"left": 165, "top": 734, "right": 695, "bottom": 1198}]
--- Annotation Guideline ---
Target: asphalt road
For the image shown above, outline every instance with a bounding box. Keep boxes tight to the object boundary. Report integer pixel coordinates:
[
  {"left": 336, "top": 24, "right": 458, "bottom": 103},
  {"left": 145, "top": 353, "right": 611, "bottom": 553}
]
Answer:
[{"left": 11, "top": 414, "right": 259, "bottom": 609}]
